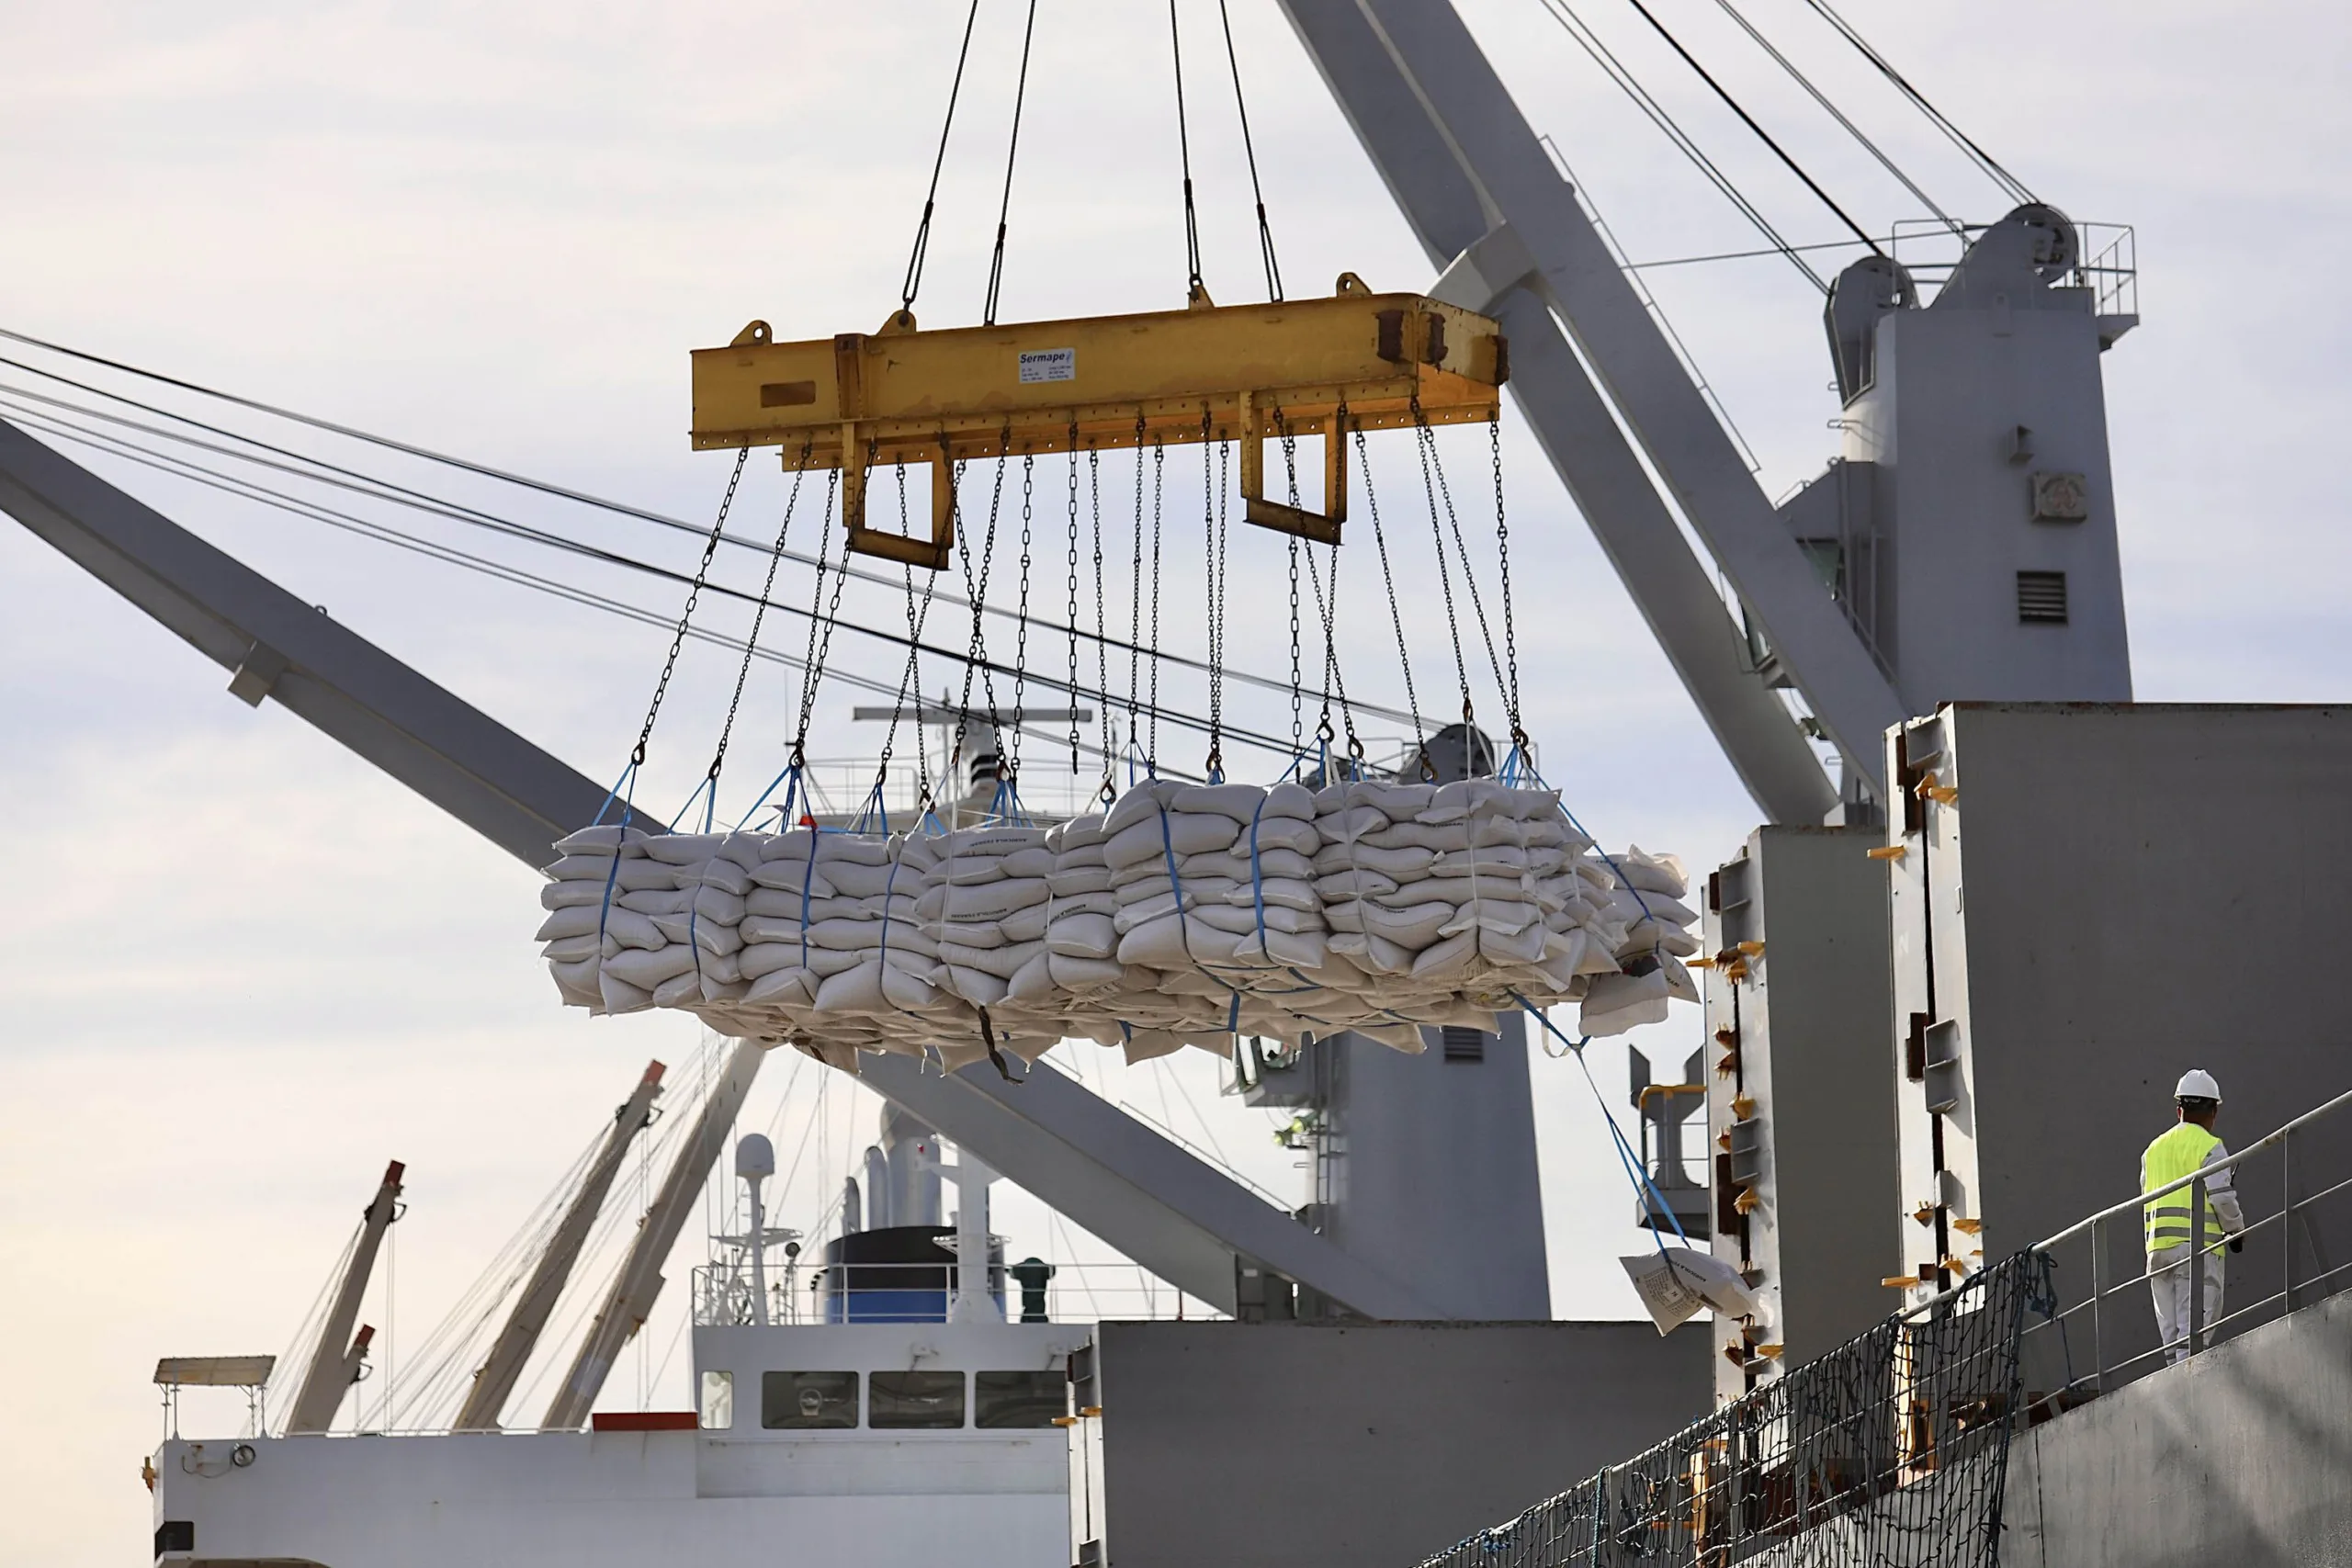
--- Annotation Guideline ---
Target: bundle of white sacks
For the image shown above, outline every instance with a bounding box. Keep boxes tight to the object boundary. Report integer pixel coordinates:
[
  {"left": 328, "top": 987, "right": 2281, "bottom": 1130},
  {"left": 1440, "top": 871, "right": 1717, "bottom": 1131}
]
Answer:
[{"left": 537, "top": 777, "right": 1699, "bottom": 1072}]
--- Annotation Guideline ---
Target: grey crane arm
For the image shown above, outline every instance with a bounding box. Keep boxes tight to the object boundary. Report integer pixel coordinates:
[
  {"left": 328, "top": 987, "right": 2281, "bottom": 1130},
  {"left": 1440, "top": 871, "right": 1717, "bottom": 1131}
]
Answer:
[{"left": 0, "top": 413, "right": 1444, "bottom": 1324}]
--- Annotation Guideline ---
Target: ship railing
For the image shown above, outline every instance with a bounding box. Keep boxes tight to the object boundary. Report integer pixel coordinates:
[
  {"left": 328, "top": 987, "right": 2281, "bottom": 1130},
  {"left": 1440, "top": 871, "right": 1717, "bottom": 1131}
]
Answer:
[
  {"left": 1886, "top": 218, "right": 2138, "bottom": 319},
  {"left": 2020, "top": 1085, "right": 2352, "bottom": 1409},
  {"left": 690, "top": 1260, "right": 1228, "bottom": 1327},
  {"left": 1414, "top": 1250, "right": 2046, "bottom": 1568}
]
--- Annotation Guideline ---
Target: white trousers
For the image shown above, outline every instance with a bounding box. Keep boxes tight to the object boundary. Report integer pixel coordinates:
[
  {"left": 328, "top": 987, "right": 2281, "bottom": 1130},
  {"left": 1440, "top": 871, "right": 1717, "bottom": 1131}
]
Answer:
[{"left": 2148, "top": 1248, "right": 2224, "bottom": 1363}]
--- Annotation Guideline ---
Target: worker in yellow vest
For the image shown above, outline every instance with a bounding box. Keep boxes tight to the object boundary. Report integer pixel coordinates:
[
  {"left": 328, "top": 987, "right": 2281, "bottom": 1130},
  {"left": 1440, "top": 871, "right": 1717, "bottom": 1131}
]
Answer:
[{"left": 2142, "top": 1069, "right": 2246, "bottom": 1362}]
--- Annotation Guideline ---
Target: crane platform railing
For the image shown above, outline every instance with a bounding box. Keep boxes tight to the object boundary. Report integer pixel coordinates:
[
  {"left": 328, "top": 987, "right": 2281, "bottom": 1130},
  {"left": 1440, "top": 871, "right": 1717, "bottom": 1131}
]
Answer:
[{"left": 1887, "top": 219, "right": 2138, "bottom": 320}]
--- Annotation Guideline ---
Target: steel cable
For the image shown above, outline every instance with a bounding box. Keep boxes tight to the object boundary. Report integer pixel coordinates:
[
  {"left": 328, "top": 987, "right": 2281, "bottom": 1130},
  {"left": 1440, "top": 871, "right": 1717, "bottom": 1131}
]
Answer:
[{"left": 0, "top": 354, "right": 1408, "bottom": 724}]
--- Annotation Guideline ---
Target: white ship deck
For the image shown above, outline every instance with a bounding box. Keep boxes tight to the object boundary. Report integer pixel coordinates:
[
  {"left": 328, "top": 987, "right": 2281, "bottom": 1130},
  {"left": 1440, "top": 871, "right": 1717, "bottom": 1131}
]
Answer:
[{"left": 154, "top": 1320, "right": 1089, "bottom": 1568}]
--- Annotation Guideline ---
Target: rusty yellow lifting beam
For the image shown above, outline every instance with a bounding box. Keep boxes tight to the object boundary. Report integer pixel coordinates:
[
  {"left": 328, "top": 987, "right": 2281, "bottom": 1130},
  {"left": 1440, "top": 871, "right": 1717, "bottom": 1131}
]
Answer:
[{"left": 689, "top": 274, "right": 1507, "bottom": 568}]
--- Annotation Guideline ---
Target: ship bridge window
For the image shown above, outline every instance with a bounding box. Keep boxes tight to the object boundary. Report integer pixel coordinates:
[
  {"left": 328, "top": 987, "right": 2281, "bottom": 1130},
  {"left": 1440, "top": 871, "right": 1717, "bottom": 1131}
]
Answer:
[
  {"left": 762, "top": 1370, "right": 858, "bottom": 1429},
  {"left": 870, "top": 1370, "right": 967, "bottom": 1429},
  {"left": 976, "top": 1370, "right": 1069, "bottom": 1428},
  {"left": 699, "top": 1370, "right": 734, "bottom": 1430}
]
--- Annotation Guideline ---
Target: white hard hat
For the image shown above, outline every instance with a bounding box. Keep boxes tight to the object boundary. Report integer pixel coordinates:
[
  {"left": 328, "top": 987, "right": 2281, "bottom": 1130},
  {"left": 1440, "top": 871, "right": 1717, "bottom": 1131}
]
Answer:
[{"left": 2175, "top": 1068, "right": 2222, "bottom": 1103}]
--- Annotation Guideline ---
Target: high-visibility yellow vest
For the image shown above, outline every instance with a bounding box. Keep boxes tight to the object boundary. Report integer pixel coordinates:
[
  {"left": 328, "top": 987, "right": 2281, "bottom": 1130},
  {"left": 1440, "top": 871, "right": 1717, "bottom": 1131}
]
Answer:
[{"left": 2143, "top": 1122, "right": 2223, "bottom": 1253}]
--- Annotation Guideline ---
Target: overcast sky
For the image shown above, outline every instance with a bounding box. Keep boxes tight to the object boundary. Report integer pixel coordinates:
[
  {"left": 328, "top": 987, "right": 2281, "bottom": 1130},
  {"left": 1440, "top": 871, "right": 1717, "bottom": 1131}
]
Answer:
[{"left": 4, "top": 2, "right": 2349, "bottom": 1561}]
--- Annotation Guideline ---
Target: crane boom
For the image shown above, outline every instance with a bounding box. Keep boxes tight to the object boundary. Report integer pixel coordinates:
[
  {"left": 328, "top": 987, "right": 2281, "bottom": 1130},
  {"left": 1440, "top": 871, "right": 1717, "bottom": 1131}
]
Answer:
[
  {"left": 0, "top": 418, "right": 608, "bottom": 863},
  {"left": 0, "top": 419, "right": 1443, "bottom": 1325},
  {"left": 454, "top": 1061, "right": 666, "bottom": 1431},
  {"left": 284, "top": 1162, "right": 403, "bottom": 1435},
  {"left": 540, "top": 1041, "right": 763, "bottom": 1430},
  {"left": 1280, "top": 0, "right": 1903, "bottom": 808}
]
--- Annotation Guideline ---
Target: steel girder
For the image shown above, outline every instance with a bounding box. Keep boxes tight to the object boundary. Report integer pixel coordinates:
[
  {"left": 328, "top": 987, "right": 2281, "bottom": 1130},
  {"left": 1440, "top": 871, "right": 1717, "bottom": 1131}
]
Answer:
[
  {"left": 1279, "top": 0, "right": 1902, "bottom": 815},
  {"left": 0, "top": 416, "right": 1441, "bottom": 1323}
]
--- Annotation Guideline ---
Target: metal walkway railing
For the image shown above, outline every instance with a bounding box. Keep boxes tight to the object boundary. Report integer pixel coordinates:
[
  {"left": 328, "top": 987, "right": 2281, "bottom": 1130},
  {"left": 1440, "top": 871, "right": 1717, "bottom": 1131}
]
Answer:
[
  {"left": 2021, "top": 1086, "right": 2352, "bottom": 1403},
  {"left": 1413, "top": 1252, "right": 2046, "bottom": 1568}
]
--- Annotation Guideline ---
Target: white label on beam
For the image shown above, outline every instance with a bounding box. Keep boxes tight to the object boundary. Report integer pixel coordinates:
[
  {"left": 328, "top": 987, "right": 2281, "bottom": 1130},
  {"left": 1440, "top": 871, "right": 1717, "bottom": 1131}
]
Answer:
[{"left": 1019, "top": 348, "right": 1077, "bottom": 384}]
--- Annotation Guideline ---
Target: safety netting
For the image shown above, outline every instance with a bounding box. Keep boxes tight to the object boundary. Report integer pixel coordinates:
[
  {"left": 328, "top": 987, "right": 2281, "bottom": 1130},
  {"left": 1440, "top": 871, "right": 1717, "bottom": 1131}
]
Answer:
[{"left": 1412, "top": 1250, "right": 2052, "bottom": 1568}]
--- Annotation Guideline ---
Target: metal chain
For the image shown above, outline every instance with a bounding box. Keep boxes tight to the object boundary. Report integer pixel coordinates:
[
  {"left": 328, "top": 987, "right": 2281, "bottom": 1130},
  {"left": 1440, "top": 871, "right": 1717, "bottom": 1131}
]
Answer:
[
  {"left": 1302, "top": 539, "right": 1363, "bottom": 762},
  {"left": 1090, "top": 447, "right": 1111, "bottom": 764},
  {"left": 1277, "top": 405, "right": 1303, "bottom": 752},
  {"left": 1288, "top": 536, "right": 1303, "bottom": 752},
  {"left": 1409, "top": 398, "right": 1476, "bottom": 728},
  {"left": 789, "top": 468, "right": 852, "bottom": 765},
  {"left": 875, "top": 457, "right": 951, "bottom": 794},
  {"left": 1009, "top": 453, "right": 1035, "bottom": 779},
  {"left": 876, "top": 558, "right": 944, "bottom": 792},
  {"left": 950, "top": 439, "right": 1011, "bottom": 778},
  {"left": 1491, "top": 417, "right": 1525, "bottom": 748},
  {"left": 702, "top": 444, "right": 808, "bottom": 789},
  {"left": 786, "top": 458, "right": 844, "bottom": 768},
  {"left": 1127, "top": 420, "right": 1146, "bottom": 754},
  {"left": 1201, "top": 408, "right": 1224, "bottom": 779},
  {"left": 631, "top": 445, "right": 750, "bottom": 767},
  {"left": 1418, "top": 404, "right": 1510, "bottom": 731},
  {"left": 1148, "top": 439, "right": 1165, "bottom": 768},
  {"left": 1355, "top": 423, "right": 1426, "bottom": 755},
  {"left": 1312, "top": 401, "right": 1364, "bottom": 761},
  {"left": 1065, "top": 433, "right": 1081, "bottom": 773},
  {"left": 1214, "top": 433, "right": 1230, "bottom": 775}
]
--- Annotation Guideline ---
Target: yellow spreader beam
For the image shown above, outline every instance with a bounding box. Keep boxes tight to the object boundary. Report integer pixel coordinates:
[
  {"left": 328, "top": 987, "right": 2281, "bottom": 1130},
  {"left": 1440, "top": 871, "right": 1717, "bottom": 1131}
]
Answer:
[{"left": 689, "top": 274, "right": 1507, "bottom": 567}]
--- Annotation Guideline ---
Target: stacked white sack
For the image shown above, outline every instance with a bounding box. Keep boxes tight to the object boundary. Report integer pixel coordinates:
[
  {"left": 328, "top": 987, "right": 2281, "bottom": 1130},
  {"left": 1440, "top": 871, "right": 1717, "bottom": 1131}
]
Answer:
[{"left": 536, "top": 778, "right": 1700, "bottom": 1066}]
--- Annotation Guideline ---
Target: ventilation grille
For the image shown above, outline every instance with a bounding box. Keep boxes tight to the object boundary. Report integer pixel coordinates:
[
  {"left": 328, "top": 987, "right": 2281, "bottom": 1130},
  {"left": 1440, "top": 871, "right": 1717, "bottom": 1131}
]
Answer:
[
  {"left": 1441, "top": 1026, "right": 1487, "bottom": 1062},
  {"left": 2017, "top": 570, "right": 2069, "bottom": 624}
]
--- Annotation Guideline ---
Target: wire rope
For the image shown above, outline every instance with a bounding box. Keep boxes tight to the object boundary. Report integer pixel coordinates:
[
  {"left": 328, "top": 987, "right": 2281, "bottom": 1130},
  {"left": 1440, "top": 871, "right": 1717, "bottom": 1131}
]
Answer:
[
  {"left": 1626, "top": 234, "right": 1888, "bottom": 269},
  {"left": 0, "top": 351, "right": 1408, "bottom": 726},
  {"left": 0, "top": 391, "right": 1355, "bottom": 761},
  {"left": 1414, "top": 412, "right": 1510, "bottom": 727},
  {"left": 1216, "top": 0, "right": 1283, "bottom": 300},
  {"left": 1799, "top": 0, "right": 2035, "bottom": 206},
  {"left": 899, "top": 1, "right": 983, "bottom": 314},
  {"left": 1408, "top": 405, "right": 1476, "bottom": 729},
  {"left": 981, "top": 0, "right": 1040, "bottom": 327},
  {"left": 1353, "top": 424, "right": 1427, "bottom": 759},
  {"left": 3, "top": 402, "right": 1257, "bottom": 788},
  {"left": 1708, "top": 0, "right": 1962, "bottom": 237},
  {"left": 266, "top": 1225, "right": 359, "bottom": 1433},
  {"left": 1618, "top": 0, "right": 1883, "bottom": 255},
  {"left": 1529, "top": 0, "right": 1827, "bottom": 292},
  {"left": 0, "top": 401, "right": 995, "bottom": 733},
  {"left": 1169, "top": 0, "right": 1207, "bottom": 301},
  {"left": 695, "top": 446, "right": 811, "bottom": 811},
  {"left": 621, "top": 446, "right": 748, "bottom": 797}
]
